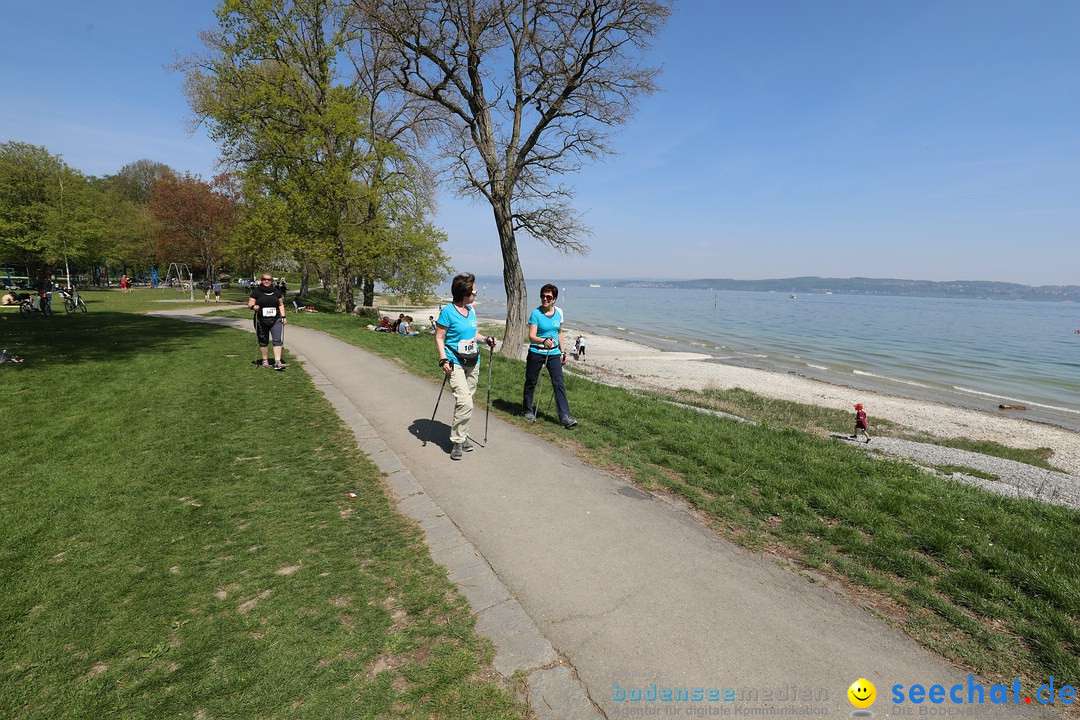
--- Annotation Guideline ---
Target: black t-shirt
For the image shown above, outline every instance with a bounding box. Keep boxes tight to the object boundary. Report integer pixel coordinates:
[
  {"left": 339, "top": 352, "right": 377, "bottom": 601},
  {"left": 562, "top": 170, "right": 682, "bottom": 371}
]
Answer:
[{"left": 250, "top": 286, "right": 283, "bottom": 320}]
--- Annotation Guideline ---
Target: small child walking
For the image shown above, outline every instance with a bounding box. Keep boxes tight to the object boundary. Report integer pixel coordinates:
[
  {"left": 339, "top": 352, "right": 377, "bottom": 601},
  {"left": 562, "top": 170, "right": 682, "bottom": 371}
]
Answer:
[{"left": 851, "top": 403, "right": 871, "bottom": 443}]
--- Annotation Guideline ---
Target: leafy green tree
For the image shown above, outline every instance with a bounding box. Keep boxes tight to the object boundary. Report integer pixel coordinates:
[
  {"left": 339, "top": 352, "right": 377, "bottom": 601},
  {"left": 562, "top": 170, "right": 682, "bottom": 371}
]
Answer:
[
  {"left": 180, "top": 0, "right": 452, "bottom": 311},
  {"left": 0, "top": 142, "right": 64, "bottom": 268},
  {"left": 99, "top": 159, "right": 177, "bottom": 271},
  {"left": 344, "top": 16, "right": 447, "bottom": 306},
  {"left": 179, "top": 0, "right": 371, "bottom": 311},
  {"left": 111, "top": 159, "right": 176, "bottom": 205},
  {"left": 0, "top": 141, "right": 107, "bottom": 276}
]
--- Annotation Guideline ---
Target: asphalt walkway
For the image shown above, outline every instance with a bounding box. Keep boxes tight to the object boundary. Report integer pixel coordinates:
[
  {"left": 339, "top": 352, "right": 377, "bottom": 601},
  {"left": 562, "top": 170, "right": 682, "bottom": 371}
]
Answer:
[{"left": 157, "top": 309, "right": 974, "bottom": 719}]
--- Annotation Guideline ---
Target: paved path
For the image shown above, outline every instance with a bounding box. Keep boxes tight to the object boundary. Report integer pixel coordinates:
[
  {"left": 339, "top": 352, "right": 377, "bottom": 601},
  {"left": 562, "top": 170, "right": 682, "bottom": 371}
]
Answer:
[{"left": 155, "top": 310, "right": 974, "bottom": 719}]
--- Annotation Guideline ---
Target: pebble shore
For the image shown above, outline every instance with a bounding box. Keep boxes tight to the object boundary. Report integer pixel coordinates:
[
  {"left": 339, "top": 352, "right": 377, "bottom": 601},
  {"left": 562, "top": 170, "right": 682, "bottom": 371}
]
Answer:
[{"left": 567, "top": 332, "right": 1080, "bottom": 508}]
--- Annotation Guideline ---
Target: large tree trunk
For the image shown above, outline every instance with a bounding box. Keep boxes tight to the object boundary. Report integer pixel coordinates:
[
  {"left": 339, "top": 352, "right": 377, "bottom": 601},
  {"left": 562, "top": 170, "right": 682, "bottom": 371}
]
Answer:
[
  {"left": 336, "top": 265, "right": 355, "bottom": 313},
  {"left": 299, "top": 264, "right": 309, "bottom": 298},
  {"left": 494, "top": 198, "right": 527, "bottom": 360},
  {"left": 362, "top": 276, "right": 375, "bottom": 307}
]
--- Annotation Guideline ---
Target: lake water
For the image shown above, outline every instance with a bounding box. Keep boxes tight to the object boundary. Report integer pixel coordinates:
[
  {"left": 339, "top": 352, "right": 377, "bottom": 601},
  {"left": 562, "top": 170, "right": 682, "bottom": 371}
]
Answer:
[{"left": 468, "top": 281, "right": 1080, "bottom": 432}]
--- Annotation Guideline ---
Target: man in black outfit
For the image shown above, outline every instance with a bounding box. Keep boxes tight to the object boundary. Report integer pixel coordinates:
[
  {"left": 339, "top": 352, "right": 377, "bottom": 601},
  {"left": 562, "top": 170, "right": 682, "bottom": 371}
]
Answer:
[{"left": 248, "top": 273, "right": 287, "bottom": 370}]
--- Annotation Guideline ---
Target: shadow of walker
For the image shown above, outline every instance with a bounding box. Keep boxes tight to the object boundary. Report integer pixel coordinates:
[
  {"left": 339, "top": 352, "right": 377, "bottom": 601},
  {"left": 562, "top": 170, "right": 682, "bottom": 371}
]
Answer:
[{"left": 409, "top": 418, "right": 453, "bottom": 452}]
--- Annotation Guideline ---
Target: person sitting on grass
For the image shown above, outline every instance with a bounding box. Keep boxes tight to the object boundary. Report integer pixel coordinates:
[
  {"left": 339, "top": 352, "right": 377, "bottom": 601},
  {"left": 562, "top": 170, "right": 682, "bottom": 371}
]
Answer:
[
  {"left": 398, "top": 315, "right": 420, "bottom": 337},
  {"left": 0, "top": 348, "right": 25, "bottom": 364},
  {"left": 2, "top": 291, "right": 17, "bottom": 305}
]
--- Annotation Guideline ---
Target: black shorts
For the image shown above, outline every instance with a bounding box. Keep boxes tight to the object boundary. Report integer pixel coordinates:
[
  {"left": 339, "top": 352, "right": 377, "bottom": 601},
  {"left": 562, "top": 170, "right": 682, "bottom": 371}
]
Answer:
[{"left": 256, "top": 317, "right": 284, "bottom": 347}]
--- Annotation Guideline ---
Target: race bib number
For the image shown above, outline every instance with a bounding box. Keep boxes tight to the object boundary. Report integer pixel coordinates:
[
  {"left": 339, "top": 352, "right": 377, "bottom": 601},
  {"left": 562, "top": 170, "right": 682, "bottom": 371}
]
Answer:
[
  {"left": 261, "top": 306, "right": 277, "bottom": 318},
  {"left": 456, "top": 339, "right": 477, "bottom": 355}
]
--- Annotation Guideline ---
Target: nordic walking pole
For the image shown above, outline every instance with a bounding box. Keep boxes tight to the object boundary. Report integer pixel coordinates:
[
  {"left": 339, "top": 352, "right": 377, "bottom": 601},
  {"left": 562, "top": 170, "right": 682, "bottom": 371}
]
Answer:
[
  {"left": 534, "top": 365, "right": 544, "bottom": 417},
  {"left": 279, "top": 315, "right": 286, "bottom": 367},
  {"left": 423, "top": 370, "right": 450, "bottom": 446},
  {"left": 252, "top": 312, "right": 261, "bottom": 367},
  {"left": 484, "top": 340, "right": 494, "bottom": 443}
]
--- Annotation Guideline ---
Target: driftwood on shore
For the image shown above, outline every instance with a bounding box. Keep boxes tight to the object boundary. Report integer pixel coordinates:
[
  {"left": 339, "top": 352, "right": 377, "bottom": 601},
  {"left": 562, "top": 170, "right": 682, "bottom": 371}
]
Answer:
[{"left": 998, "top": 404, "right": 1027, "bottom": 411}]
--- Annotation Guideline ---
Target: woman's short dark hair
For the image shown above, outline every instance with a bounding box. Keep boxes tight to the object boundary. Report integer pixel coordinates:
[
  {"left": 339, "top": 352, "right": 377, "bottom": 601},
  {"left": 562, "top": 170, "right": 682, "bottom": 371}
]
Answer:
[
  {"left": 451, "top": 273, "right": 476, "bottom": 303},
  {"left": 540, "top": 283, "right": 558, "bottom": 300}
]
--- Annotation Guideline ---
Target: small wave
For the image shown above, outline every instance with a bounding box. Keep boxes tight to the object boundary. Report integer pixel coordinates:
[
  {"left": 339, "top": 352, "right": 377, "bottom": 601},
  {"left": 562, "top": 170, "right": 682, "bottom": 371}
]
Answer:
[
  {"left": 806, "top": 364, "right": 828, "bottom": 370},
  {"left": 853, "top": 369, "right": 935, "bottom": 389},
  {"left": 951, "top": 386, "right": 1080, "bottom": 415}
]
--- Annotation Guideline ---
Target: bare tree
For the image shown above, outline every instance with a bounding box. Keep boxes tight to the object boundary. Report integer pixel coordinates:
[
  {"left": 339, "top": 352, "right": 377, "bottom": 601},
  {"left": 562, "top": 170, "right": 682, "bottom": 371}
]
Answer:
[{"left": 356, "top": 0, "right": 671, "bottom": 358}]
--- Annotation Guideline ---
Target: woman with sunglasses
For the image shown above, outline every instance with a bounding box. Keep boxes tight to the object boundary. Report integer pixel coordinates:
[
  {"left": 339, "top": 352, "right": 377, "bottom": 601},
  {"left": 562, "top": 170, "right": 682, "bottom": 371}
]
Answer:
[
  {"left": 248, "top": 274, "right": 287, "bottom": 370},
  {"left": 435, "top": 273, "right": 497, "bottom": 460},
  {"left": 522, "top": 284, "right": 576, "bottom": 428}
]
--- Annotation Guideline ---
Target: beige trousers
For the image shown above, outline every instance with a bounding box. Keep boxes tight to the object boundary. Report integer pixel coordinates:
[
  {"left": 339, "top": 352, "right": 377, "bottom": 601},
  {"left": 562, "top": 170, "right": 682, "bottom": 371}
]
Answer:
[{"left": 447, "top": 361, "right": 480, "bottom": 444}]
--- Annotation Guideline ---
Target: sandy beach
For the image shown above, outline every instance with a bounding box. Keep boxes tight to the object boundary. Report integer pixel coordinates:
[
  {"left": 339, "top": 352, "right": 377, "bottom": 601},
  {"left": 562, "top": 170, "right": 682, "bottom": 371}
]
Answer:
[{"left": 565, "top": 331, "right": 1080, "bottom": 476}]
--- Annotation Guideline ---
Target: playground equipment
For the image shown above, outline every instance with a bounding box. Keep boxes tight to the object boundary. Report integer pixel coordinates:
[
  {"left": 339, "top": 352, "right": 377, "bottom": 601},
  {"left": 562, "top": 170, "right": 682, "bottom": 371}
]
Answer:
[{"left": 163, "top": 263, "right": 195, "bottom": 301}]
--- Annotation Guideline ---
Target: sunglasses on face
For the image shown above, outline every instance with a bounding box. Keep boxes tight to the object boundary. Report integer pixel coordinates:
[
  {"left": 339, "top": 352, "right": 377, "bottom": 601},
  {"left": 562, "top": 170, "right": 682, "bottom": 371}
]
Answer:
[
  {"left": 540, "top": 294, "right": 554, "bottom": 300},
  {"left": 261, "top": 277, "right": 273, "bottom": 281}
]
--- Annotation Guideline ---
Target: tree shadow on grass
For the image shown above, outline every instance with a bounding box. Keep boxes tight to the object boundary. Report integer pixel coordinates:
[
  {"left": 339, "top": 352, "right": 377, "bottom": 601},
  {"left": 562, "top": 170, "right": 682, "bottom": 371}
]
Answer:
[{"left": 0, "top": 311, "right": 248, "bottom": 369}]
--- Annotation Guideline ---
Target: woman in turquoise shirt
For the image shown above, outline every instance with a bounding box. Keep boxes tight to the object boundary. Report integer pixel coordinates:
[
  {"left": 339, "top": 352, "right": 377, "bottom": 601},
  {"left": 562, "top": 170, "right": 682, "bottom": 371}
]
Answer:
[
  {"left": 435, "top": 273, "right": 498, "bottom": 460},
  {"left": 522, "top": 283, "right": 576, "bottom": 428}
]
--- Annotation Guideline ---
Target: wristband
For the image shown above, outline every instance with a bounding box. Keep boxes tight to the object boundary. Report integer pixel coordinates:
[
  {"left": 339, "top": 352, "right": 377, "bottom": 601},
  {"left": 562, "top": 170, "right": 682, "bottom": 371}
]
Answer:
[{"left": 439, "top": 358, "right": 450, "bottom": 367}]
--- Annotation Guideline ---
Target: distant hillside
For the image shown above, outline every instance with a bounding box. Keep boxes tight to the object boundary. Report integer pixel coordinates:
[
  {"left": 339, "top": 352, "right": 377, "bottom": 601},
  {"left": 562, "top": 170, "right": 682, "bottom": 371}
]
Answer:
[{"left": 617, "top": 277, "right": 1080, "bottom": 302}]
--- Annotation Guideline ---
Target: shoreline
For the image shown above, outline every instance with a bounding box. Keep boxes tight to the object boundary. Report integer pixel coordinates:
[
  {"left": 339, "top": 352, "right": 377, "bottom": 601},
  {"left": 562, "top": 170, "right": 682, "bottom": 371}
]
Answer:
[
  {"left": 570, "top": 318, "right": 1080, "bottom": 433},
  {"left": 557, "top": 326, "right": 1080, "bottom": 477}
]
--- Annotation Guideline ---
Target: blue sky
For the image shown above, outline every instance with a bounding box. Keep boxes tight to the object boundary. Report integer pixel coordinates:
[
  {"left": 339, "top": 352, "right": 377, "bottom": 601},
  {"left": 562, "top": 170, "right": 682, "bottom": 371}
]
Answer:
[{"left": 3, "top": 1, "right": 1078, "bottom": 285}]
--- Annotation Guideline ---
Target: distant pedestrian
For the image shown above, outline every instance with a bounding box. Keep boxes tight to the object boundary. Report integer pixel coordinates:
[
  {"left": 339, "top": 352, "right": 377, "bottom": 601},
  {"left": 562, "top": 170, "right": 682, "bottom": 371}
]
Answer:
[
  {"left": 213, "top": 281, "right": 222, "bottom": 302},
  {"left": 575, "top": 334, "right": 586, "bottom": 360},
  {"left": 851, "top": 403, "right": 871, "bottom": 443},
  {"left": 204, "top": 280, "right": 212, "bottom": 302},
  {"left": 120, "top": 274, "right": 130, "bottom": 292}
]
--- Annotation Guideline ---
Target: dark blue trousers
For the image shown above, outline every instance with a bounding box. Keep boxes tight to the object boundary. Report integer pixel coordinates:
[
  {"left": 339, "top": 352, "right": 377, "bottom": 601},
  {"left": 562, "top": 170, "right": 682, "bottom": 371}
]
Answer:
[{"left": 523, "top": 351, "right": 571, "bottom": 422}]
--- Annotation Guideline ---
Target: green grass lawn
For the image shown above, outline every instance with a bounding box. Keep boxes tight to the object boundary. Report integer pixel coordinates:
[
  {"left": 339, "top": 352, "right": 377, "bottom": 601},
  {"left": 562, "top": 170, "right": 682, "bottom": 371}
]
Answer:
[
  {"left": 0, "top": 297, "right": 526, "bottom": 720},
  {"left": 249, "top": 308, "right": 1080, "bottom": 696}
]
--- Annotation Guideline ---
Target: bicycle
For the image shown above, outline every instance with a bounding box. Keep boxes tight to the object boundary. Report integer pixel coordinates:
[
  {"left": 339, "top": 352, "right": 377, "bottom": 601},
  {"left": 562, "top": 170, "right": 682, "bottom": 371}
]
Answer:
[
  {"left": 19, "top": 292, "right": 52, "bottom": 317},
  {"left": 59, "top": 286, "right": 87, "bottom": 314}
]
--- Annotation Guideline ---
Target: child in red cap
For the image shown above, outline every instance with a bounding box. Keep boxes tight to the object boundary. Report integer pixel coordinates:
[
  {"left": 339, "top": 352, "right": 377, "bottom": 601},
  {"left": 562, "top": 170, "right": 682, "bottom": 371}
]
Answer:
[{"left": 851, "top": 403, "right": 871, "bottom": 443}]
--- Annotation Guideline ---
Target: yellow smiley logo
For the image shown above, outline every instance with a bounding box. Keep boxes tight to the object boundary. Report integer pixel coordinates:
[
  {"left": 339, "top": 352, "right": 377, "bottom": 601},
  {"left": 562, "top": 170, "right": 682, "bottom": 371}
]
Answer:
[{"left": 848, "top": 678, "right": 876, "bottom": 709}]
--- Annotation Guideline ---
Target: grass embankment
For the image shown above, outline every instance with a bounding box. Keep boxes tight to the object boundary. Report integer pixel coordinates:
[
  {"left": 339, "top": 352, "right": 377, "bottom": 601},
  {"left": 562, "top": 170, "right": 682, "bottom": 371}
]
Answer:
[
  {"left": 254, "top": 307, "right": 1079, "bottom": 697},
  {"left": 658, "top": 386, "right": 1060, "bottom": 471},
  {"left": 0, "top": 292, "right": 526, "bottom": 720}
]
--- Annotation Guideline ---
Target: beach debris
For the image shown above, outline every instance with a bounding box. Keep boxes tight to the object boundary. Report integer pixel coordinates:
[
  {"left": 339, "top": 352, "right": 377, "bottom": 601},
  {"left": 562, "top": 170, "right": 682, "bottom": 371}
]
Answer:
[{"left": 998, "top": 404, "right": 1027, "bottom": 411}]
